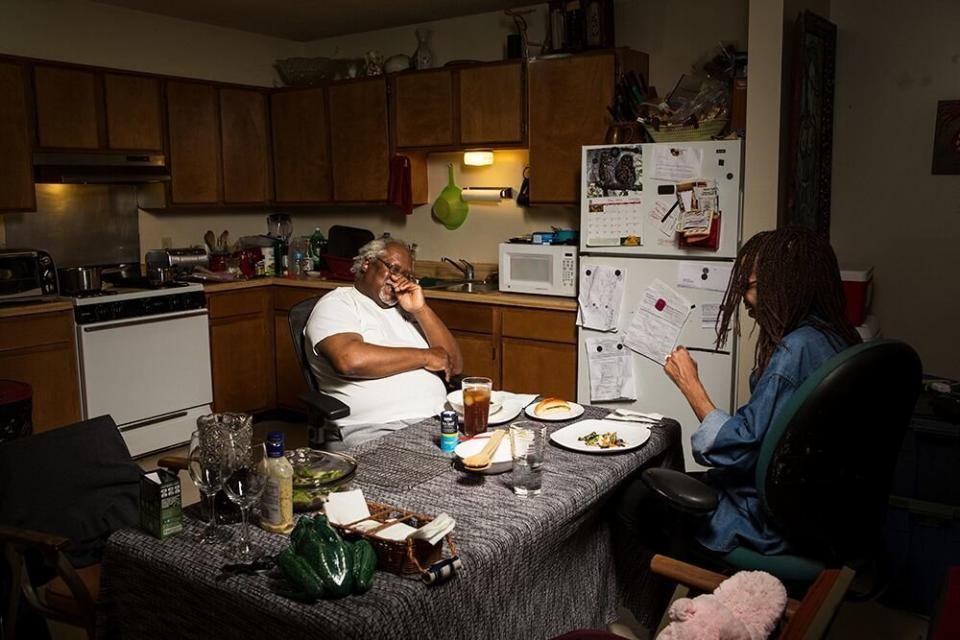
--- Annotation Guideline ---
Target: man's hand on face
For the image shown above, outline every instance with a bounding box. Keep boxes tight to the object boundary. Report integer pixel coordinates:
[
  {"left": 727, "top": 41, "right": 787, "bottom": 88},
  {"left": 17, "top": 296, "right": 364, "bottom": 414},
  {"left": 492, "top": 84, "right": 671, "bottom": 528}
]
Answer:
[
  {"left": 390, "top": 273, "right": 426, "bottom": 314},
  {"left": 422, "top": 346, "right": 453, "bottom": 381}
]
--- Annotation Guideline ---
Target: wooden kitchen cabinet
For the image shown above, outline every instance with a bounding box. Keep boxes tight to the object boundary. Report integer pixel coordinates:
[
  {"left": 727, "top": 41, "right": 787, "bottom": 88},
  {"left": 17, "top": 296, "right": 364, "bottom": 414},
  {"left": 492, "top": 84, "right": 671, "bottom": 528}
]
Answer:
[
  {"left": 207, "top": 288, "right": 275, "bottom": 413},
  {"left": 459, "top": 61, "right": 524, "bottom": 146},
  {"left": 528, "top": 49, "right": 648, "bottom": 203},
  {"left": 33, "top": 65, "right": 100, "bottom": 149},
  {"left": 0, "top": 310, "right": 82, "bottom": 432},
  {"left": 219, "top": 88, "right": 272, "bottom": 203},
  {"left": 274, "top": 287, "right": 326, "bottom": 410},
  {"left": 103, "top": 73, "right": 163, "bottom": 151},
  {"left": 429, "top": 299, "right": 499, "bottom": 387},
  {"left": 328, "top": 78, "right": 390, "bottom": 202},
  {"left": 391, "top": 69, "right": 455, "bottom": 149},
  {"left": 166, "top": 81, "right": 221, "bottom": 204},
  {"left": 271, "top": 88, "right": 333, "bottom": 203},
  {"left": 0, "top": 61, "right": 35, "bottom": 211},
  {"left": 499, "top": 307, "right": 577, "bottom": 399}
]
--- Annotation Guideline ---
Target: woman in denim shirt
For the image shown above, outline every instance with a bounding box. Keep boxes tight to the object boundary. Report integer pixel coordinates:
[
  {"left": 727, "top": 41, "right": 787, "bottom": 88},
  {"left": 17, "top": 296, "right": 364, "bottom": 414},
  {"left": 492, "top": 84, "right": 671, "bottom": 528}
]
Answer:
[{"left": 663, "top": 227, "right": 862, "bottom": 553}]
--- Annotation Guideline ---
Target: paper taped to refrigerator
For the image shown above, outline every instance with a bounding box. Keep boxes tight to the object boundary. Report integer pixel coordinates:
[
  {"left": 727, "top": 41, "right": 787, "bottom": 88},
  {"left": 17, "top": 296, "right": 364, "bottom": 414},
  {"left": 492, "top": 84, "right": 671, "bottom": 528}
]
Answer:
[
  {"left": 677, "top": 262, "right": 732, "bottom": 293},
  {"left": 578, "top": 264, "right": 627, "bottom": 331},
  {"left": 585, "top": 336, "right": 636, "bottom": 402},
  {"left": 623, "top": 279, "right": 693, "bottom": 364},
  {"left": 650, "top": 146, "right": 703, "bottom": 181},
  {"left": 701, "top": 302, "right": 721, "bottom": 329}
]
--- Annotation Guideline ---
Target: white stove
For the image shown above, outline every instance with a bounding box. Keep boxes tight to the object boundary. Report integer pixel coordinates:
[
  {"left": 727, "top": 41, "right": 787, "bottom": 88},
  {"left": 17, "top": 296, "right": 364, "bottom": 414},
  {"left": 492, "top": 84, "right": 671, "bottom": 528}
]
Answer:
[{"left": 72, "top": 281, "right": 213, "bottom": 457}]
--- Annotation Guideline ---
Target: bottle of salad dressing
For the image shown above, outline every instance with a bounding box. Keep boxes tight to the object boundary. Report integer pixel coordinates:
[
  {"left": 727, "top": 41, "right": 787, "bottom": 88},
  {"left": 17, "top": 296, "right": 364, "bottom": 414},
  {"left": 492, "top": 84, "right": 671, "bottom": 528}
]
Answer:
[{"left": 260, "top": 431, "right": 294, "bottom": 534}]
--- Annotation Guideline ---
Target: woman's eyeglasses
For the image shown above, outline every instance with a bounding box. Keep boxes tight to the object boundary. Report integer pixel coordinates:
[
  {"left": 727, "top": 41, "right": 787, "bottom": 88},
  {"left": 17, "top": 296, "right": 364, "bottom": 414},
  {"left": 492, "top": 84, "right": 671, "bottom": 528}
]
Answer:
[{"left": 374, "top": 256, "right": 417, "bottom": 282}]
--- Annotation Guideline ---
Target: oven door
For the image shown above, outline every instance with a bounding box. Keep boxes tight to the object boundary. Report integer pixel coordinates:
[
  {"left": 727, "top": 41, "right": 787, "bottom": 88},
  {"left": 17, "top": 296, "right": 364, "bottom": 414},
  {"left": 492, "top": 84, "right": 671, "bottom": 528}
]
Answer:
[{"left": 77, "top": 308, "right": 213, "bottom": 426}]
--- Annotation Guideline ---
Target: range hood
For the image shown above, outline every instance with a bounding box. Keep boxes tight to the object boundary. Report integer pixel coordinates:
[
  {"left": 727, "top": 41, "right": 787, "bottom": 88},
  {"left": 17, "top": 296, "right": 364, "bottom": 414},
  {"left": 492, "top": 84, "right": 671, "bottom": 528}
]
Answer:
[{"left": 33, "top": 152, "right": 171, "bottom": 184}]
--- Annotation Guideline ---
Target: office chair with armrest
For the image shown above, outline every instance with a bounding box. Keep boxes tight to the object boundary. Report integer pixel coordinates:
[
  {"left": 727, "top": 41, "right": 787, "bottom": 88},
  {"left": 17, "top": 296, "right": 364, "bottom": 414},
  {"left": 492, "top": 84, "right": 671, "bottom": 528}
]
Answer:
[
  {"left": 0, "top": 415, "right": 143, "bottom": 640},
  {"left": 642, "top": 339, "right": 922, "bottom": 590},
  {"left": 289, "top": 296, "right": 465, "bottom": 450}
]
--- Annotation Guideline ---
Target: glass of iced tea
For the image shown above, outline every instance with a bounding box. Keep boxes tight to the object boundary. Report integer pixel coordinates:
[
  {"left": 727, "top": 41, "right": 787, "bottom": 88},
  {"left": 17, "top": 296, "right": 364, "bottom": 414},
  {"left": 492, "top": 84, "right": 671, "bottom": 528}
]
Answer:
[{"left": 461, "top": 377, "right": 493, "bottom": 437}]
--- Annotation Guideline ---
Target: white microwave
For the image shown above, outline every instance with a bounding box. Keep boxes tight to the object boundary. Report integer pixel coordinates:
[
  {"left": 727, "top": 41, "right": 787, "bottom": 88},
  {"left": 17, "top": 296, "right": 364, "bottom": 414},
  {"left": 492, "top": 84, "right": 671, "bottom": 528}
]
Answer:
[{"left": 498, "top": 243, "right": 577, "bottom": 297}]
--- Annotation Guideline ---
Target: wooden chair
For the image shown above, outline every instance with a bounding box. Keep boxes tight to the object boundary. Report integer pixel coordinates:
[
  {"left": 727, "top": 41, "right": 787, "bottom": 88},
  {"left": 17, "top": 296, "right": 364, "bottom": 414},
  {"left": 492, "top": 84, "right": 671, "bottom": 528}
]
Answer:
[
  {"left": 0, "top": 416, "right": 183, "bottom": 640},
  {"left": 650, "top": 554, "right": 856, "bottom": 639}
]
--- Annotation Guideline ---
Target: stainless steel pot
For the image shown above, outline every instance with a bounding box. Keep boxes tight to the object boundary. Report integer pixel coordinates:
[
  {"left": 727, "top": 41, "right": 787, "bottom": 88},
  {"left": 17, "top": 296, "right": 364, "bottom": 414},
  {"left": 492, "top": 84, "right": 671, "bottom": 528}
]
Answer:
[{"left": 59, "top": 266, "right": 102, "bottom": 295}]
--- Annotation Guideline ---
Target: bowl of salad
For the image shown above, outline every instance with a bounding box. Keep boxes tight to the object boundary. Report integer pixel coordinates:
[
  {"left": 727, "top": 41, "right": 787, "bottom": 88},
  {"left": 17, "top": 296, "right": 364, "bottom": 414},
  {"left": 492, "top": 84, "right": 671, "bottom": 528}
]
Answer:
[{"left": 284, "top": 448, "right": 357, "bottom": 512}]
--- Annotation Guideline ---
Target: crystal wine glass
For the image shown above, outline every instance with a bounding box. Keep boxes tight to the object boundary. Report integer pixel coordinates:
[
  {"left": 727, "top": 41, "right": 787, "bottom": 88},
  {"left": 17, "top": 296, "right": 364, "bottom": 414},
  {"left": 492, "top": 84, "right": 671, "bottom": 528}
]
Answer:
[
  {"left": 223, "top": 435, "right": 267, "bottom": 562},
  {"left": 188, "top": 429, "right": 229, "bottom": 544}
]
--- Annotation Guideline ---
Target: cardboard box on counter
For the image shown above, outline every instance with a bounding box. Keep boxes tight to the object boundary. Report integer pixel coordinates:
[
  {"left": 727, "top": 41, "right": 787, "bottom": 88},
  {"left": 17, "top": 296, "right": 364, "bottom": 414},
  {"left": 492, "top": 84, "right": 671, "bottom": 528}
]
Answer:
[{"left": 140, "top": 468, "right": 183, "bottom": 539}]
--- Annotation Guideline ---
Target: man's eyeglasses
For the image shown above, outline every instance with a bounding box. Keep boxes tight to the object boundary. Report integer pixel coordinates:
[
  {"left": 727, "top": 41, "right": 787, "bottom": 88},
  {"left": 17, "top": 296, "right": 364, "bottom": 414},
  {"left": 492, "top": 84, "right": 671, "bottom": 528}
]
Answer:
[{"left": 374, "top": 256, "right": 417, "bottom": 283}]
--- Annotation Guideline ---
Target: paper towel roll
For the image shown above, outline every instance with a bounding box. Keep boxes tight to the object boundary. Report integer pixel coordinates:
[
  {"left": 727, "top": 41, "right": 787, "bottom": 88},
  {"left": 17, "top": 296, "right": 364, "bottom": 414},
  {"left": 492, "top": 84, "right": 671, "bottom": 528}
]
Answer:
[{"left": 461, "top": 188, "right": 502, "bottom": 202}]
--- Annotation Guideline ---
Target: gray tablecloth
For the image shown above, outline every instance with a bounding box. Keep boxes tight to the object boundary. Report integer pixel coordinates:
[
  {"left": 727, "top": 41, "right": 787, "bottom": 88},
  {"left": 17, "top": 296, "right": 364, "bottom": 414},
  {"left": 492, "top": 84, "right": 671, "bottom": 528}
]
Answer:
[{"left": 97, "top": 407, "right": 679, "bottom": 640}]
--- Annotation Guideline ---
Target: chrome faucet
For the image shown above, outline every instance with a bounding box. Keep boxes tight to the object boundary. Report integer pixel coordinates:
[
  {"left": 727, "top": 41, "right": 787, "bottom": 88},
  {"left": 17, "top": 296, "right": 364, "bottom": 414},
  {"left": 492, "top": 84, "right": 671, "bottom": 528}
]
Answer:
[{"left": 441, "top": 257, "right": 475, "bottom": 282}]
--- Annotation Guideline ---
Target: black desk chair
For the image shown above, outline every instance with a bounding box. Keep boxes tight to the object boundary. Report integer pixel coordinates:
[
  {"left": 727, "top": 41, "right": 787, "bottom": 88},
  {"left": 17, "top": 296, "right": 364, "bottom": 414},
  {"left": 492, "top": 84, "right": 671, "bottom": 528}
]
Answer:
[
  {"left": 288, "top": 296, "right": 351, "bottom": 450},
  {"left": 0, "top": 415, "right": 143, "bottom": 640},
  {"left": 643, "top": 339, "right": 922, "bottom": 591},
  {"left": 288, "top": 295, "right": 466, "bottom": 450}
]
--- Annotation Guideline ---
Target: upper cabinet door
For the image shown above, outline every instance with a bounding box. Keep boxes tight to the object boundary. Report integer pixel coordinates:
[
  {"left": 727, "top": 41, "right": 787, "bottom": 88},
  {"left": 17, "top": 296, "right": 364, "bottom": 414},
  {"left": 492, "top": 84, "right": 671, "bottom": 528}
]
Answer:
[
  {"left": 104, "top": 73, "right": 162, "bottom": 151},
  {"left": 0, "top": 61, "right": 35, "bottom": 211},
  {"left": 328, "top": 78, "right": 389, "bottom": 202},
  {"left": 392, "top": 69, "right": 455, "bottom": 149},
  {"left": 219, "top": 88, "right": 271, "bottom": 204},
  {"left": 528, "top": 53, "right": 616, "bottom": 204},
  {"left": 459, "top": 61, "right": 524, "bottom": 146},
  {"left": 271, "top": 88, "right": 332, "bottom": 203},
  {"left": 166, "top": 81, "right": 220, "bottom": 204},
  {"left": 33, "top": 65, "right": 100, "bottom": 149}
]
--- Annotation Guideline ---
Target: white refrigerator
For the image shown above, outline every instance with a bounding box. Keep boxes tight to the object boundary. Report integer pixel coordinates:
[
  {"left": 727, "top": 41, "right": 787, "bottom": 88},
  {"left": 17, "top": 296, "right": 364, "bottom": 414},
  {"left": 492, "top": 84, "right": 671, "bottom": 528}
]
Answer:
[{"left": 575, "top": 140, "right": 743, "bottom": 470}]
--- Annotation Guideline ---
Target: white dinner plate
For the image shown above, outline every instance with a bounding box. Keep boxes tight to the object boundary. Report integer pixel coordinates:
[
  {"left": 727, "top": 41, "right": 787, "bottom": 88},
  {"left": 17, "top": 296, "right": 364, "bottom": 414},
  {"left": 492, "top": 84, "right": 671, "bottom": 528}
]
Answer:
[
  {"left": 549, "top": 419, "right": 651, "bottom": 454},
  {"left": 524, "top": 401, "right": 585, "bottom": 422},
  {"left": 454, "top": 431, "right": 512, "bottom": 474},
  {"left": 487, "top": 403, "right": 523, "bottom": 426},
  {"left": 446, "top": 389, "right": 504, "bottom": 417}
]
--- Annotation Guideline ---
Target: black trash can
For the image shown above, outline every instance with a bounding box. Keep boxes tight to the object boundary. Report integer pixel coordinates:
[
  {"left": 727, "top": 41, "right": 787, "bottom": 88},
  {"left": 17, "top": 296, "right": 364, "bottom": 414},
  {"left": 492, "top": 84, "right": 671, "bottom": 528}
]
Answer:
[{"left": 0, "top": 379, "right": 33, "bottom": 443}]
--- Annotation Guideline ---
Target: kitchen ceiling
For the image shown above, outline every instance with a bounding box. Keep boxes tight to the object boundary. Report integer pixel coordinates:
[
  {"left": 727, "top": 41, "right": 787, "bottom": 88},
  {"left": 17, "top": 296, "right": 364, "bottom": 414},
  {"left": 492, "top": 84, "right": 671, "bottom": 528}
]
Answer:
[{"left": 89, "top": 0, "right": 535, "bottom": 41}]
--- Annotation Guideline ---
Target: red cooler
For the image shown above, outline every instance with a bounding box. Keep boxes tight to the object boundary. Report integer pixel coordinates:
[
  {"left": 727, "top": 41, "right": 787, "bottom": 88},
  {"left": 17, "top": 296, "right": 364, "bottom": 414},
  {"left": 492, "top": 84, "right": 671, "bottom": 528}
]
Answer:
[{"left": 841, "top": 267, "right": 873, "bottom": 327}]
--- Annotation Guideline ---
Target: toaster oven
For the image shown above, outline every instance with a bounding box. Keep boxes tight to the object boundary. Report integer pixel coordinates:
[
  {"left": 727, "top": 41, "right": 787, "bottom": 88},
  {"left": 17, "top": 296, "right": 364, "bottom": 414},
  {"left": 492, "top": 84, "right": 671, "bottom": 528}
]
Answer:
[{"left": 0, "top": 249, "right": 59, "bottom": 304}]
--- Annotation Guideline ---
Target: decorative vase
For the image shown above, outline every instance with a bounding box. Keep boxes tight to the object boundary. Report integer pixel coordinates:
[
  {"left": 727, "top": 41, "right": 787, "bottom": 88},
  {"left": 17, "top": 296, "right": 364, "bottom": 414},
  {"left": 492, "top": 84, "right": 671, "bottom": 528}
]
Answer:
[{"left": 413, "top": 28, "right": 434, "bottom": 70}]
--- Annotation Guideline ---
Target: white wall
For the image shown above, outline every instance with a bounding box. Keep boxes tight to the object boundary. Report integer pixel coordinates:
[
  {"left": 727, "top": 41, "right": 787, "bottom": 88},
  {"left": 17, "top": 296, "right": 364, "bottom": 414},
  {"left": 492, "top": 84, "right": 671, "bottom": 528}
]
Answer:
[
  {"left": 830, "top": 0, "right": 960, "bottom": 378},
  {"left": 0, "top": 0, "right": 299, "bottom": 86}
]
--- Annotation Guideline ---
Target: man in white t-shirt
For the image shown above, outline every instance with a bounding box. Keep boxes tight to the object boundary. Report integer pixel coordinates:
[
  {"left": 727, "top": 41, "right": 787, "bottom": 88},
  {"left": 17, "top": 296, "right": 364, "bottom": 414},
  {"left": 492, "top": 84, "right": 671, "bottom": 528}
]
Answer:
[{"left": 304, "top": 237, "right": 463, "bottom": 447}]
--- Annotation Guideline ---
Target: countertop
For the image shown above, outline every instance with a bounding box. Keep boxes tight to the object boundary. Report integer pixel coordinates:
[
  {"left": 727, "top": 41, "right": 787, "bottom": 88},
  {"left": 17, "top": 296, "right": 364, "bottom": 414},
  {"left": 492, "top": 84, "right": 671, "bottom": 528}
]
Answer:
[
  {"left": 0, "top": 299, "right": 75, "bottom": 320},
  {"left": 202, "top": 276, "right": 578, "bottom": 311}
]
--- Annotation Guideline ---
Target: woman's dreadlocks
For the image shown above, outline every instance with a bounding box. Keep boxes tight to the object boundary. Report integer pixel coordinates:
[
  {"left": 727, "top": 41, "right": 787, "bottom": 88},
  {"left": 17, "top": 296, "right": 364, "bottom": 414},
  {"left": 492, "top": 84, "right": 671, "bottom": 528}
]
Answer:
[{"left": 715, "top": 227, "right": 861, "bottom": 377}]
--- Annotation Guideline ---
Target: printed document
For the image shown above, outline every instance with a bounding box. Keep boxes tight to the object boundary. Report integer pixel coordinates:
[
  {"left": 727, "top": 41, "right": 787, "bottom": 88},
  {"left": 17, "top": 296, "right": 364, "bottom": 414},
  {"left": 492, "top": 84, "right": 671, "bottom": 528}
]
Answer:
[
  {"left": 577, "top": 264, "right": 626, "bottom": 331},
  {"left": 585, "top": 336, "right": 636, "bottom": 402},
  {"left": 677, "top": 262, "right": 732, "bottom": 293},
  {"left": 651, "top": 146, "right": 703, "bottom": 181},
  {"left": 623, "top": 279, "right": 693, "bottom": 363}
]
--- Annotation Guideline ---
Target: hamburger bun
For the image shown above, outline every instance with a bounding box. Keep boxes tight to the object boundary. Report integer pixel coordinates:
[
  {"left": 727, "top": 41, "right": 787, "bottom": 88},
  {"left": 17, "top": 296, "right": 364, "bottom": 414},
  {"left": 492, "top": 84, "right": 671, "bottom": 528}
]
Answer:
[{"left": 534, "top": 397, "right": 571, "bottom": 416}]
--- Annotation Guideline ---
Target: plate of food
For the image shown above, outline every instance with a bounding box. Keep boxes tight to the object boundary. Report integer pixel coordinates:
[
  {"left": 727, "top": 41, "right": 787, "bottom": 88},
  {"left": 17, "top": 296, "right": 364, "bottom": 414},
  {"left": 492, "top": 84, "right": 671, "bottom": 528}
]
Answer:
[
  {"left": 446, "top": 389, "right": 504, "bottom": 417},
  {"left": 549, "top": 419, "right": 651, "bottom": 453},
  {"left": 453, "top": 431, "right": 513, "bottom": 474},
  {"left": 285, "top": 448, "right": 357, "bottom": 511},
  {"left": 524, "top": 397, "right": 585, "bottom": 422}
]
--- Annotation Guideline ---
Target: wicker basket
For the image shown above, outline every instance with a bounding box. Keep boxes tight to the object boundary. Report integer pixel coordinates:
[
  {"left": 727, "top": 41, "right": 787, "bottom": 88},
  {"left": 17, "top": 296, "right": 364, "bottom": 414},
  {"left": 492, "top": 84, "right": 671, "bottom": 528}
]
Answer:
[
  {"left": 274, "top": 57, "right": 335, "bottom": 87},
  {"left": 331, "top": 500, "right": 457, "bottom": 575},
  {"left": 642, "top": 118, "right": 729, "bottom": 143}
]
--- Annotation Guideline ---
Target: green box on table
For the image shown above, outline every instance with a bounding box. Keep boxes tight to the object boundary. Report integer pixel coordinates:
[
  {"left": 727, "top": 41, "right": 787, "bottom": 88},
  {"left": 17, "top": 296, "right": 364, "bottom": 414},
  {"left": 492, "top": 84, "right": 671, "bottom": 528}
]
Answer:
[{"left": 140, "top": 469, "right": 183, "bottom": 539}]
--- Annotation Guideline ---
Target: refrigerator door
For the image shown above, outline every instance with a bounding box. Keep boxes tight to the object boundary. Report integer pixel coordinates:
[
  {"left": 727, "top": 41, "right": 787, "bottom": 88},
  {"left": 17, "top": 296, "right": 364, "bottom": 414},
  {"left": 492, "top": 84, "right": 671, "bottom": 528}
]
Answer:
[
  {"left": 579, "top": 140, "right": 742, "bottom": 259},
  {"left": 576, "top": 256, "right": 736, "bottom": 471}
]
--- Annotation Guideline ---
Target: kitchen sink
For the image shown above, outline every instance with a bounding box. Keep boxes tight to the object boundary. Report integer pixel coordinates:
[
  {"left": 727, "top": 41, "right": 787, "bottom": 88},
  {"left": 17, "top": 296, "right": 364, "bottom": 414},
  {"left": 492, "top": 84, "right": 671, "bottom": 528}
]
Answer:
[
  {"left": 441, "top": 282, "right": 498, "bottom": 293},
  {"left": 420, "top": 279, "right": 498, "bottom": 293}
]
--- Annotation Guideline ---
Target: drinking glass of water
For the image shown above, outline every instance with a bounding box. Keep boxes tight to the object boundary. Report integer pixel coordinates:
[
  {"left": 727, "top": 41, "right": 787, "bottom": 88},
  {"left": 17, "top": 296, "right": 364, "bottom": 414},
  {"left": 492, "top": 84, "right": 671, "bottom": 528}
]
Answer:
[
  {"left": 509, "top": 421, "right": 547, "bottom": 497},
  {"left": 223, "top": 435, "right": 267, "bottom": 562}
]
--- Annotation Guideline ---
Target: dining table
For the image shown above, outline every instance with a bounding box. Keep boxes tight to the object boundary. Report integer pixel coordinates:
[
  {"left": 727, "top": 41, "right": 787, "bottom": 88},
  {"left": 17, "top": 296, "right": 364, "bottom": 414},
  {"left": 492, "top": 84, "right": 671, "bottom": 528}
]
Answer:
[{"left": 96, "top": 405, "right": 681, "bottom": 640}]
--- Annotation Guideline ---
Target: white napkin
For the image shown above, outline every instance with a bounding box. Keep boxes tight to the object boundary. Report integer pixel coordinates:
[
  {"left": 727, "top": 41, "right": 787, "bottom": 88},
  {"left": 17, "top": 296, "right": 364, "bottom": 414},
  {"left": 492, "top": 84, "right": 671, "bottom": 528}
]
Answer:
[
  {"left": 605, "top": 408, "right": 665, "bottom": 424},
  {"left": 409, "top": 513, "right": 456, "bottom": 546},
  {"left": 376, "top": 522, "right": 419, "bottom": 541},
  {"left": 497, "top": 392, "right": 539, "bottom": 415},
  {"left": 324, "top": 489, "right": 370, "bottom": 525}
]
